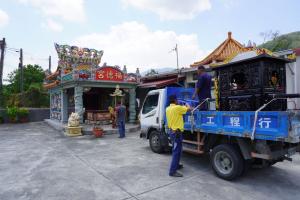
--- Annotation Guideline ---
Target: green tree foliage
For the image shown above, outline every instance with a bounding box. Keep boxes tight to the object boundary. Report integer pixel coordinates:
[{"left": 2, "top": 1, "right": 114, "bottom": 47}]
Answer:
[
  {"left": 4, "top": 64, "right": 49, "bottom": 108},
  {"left": 7, "top": 64, "right": 45, "bottom": 93},
  {"left": 2, "top": 85, "right": 11, "bottom": 106},
  {"left": 259, "top": 31, "right": 300, "bottom": 52},
  {"left": 7, "top": 85, "right": 49, "bottom": 108}
]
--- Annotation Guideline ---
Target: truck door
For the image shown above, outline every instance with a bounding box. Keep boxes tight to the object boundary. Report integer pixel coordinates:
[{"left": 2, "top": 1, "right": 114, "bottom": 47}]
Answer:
[{"left": 140, "top": 93, "right": 160, "bottom": 134}]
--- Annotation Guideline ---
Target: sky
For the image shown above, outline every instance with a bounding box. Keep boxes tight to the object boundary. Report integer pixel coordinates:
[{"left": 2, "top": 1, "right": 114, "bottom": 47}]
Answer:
[{"left": 0, "top": 0, "right": 300, "bottom": 82}]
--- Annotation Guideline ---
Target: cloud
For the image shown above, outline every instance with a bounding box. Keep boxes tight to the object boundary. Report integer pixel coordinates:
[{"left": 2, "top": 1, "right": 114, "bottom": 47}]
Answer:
[
  {"left": 220, "top": 0, "right": 238, "bottom": 9},
  {"left": 0, "top": 9, "right": 9, "bottom": 27},
  {"left": 74, "top": 21, "right": 205, "bottom": 72},
  {"left": 41, "top": 19, "right": 63, "bottom": 32},
  {"left": 18, "top": 0, "right": 86, "bottom": 22},
  {"left": 122, "top": 0, "right": 211, "bottom": 20}
]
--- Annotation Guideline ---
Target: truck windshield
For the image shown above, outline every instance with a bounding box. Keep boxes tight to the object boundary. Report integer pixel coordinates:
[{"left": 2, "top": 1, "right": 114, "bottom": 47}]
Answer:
[{"left": 142, "top": 94, "right": 159, "bottom": 114}]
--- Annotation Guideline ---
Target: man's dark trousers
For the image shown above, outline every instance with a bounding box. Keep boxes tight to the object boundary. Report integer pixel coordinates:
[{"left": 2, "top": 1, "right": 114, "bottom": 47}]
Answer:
[
  {"left": 118, "top": 121, "right": 125, "bottom": 138},
  {"left": 169, "top": 129, "right": 183, "bottom": 175},
  {"left": 198, "top": 98, "right": 209, "bottom": 111}
]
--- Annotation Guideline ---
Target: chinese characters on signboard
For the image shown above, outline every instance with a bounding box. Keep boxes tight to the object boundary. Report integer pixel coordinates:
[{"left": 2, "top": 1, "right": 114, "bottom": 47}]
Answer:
[
  {"left": 230, "top": 117, "right": 241, "bottom": 127},
  {"left": 201, "top": 115, "right": 273, "bottom": 129},
  {"left": 227, "top": 116, "right": 272, "bottom": 128},
  {"left": 95, "top": 67, "right": 124, "bottom": 81},
  {"left": 206, "top": 116, "right": 214, "bottom": 124},
  {"left": 258, "top": 117, "right": 272, "bottom": 128}
]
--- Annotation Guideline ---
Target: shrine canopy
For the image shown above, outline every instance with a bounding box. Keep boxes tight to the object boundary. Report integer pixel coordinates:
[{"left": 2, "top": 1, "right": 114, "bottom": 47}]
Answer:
[
  {"left": 191, "top": 32, "right": 247, "bottom": 67},
  {"left": 209, "top": 47, "right": 297, "bottom": 69},
  {"left": 43, "top": 44, "right": 138, "bottom": 89}
]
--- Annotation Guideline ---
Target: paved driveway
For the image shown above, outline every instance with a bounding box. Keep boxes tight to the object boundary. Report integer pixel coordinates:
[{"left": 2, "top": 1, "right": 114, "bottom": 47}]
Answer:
[{"left": 0, "top": 122, "right": 300, "bottom": 200}]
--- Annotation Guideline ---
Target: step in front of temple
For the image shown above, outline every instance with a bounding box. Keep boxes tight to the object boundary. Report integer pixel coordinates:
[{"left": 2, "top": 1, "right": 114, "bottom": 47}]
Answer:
[{"left": 45, "top": 119, "right": 140, "bottom": 136}]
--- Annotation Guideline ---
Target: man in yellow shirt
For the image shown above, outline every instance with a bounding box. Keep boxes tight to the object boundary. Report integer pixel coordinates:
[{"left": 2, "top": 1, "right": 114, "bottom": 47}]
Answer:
[{"left": 166, "top": 95, "right": 190, "bottom": 177}]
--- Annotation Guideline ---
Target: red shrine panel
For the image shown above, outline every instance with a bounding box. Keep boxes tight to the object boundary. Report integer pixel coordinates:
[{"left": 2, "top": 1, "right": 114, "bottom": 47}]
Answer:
[{"left": 95, "top": 67, "right": 124, "bottom": 81}]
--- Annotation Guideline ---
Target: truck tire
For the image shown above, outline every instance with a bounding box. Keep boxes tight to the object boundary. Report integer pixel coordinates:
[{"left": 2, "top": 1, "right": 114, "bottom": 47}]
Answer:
[
  {"left": 210, "top": 144, "right": 244, "bottom": 180},
  {"left": 149, "top": 131, "right": 164, "bottom": 154},
  {"left": 241, "top": 159, "right": 252, "bottom": 175}
]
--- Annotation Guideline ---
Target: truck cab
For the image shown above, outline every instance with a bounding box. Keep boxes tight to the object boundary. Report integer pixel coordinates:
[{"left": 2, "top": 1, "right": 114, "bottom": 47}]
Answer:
[{"left": 140, "top": 89, "right": 169, "bottom": 153}]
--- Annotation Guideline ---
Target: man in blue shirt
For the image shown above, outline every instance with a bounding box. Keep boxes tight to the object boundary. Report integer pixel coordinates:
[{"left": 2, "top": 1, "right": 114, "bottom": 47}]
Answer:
[
  {"left": 116, "top": 101, "right": 126, "bottom": 138},
  {"left": 192, "top": 65, "right": 212, "bottom": 110}
]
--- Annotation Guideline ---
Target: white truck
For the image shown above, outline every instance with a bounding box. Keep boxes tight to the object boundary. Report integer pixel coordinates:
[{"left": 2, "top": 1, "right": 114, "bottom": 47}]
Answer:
[{"left": 139, "top": 87, "right": 300, "bottom": 180}]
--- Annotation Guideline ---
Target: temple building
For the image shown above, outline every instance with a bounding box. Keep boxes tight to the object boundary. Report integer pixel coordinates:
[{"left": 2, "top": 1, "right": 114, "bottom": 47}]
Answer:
[
  {"left": 44, "top": 44, "right": 139, "bottom": 124},
  {"left": 191, "top": 32, "right": 248, "bottom": 67}
]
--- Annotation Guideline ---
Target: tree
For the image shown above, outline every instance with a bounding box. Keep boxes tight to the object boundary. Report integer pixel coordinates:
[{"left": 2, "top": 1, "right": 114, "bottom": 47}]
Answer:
[
  {"left": 145, "top": 69, "right": 159, "bottom": 76},
  {"left": 259, "top": 31, "right": 300, "bottom": 52},
  {"left": 7, "top": 64, "right": 45, "bottom": 93},
  {"left": 259, "top": 30, "right": 280, "bottom": 44},
  {"left": 4, "top": 64, "right": 49, "bottom": 107},
  {"left": 271, "top": 30, "right": 280, "bottom": 40}
]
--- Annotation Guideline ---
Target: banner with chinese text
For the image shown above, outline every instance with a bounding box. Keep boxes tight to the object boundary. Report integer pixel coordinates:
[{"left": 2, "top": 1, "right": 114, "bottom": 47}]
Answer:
[{"left": 95, "top": 67, "right": 124, "bottom": 81}]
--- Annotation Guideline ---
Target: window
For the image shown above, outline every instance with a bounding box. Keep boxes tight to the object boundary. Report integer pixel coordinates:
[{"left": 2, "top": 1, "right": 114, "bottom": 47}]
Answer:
[
  {"left": 270, "top": 70, "right": 280, "bottom": 87},
  {"left": 192, "top": 73, "right": 198, "bottom": 80},
  {"left": 230, "top": 71, "right": 247, "bottom": 90},
  {"left": 142, "top": 94, "right": 159, "bottom": 114}
]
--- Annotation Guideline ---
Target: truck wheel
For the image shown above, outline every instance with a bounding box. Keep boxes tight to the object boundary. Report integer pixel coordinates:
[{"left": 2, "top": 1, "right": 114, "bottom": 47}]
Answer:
[
  {"left": 149, "top": 131, "right": 164, "bottom": 154},
  {"left": 210, "top": 144, "right": 244, "bottom": 180},
  {"left": 241, "top": 159, "right": 252, "bottom": 175}
]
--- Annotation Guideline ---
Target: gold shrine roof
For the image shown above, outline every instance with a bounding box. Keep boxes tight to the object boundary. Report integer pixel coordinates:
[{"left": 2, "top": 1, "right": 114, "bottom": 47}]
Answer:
[{"left": 191, "top": 32, "right": 247, "bottom": 67}]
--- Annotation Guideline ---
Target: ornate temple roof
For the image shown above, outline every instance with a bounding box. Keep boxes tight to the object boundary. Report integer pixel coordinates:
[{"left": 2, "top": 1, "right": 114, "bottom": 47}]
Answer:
[
  {"left": 43, "top": 80, "right": 60, "bottom": 90},
  {"left": 211, "top": 52, "right": 291, "bottom": 70},
  {"left": 191, "top": 32, "right": 247, "bottom": 67},
  {"left": 45, "top": 68, "right": 60, "bottom": 81},
  {"left": 54, "top": 43, "right": 104, "bottom": 66}
]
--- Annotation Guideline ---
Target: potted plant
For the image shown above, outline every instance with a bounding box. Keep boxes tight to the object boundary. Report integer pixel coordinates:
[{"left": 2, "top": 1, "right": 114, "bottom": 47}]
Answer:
[
  {"left": 6, "top": 106, "right": 18, "bottom": 123},
  {"left": 18, "top": 108, "right": 29, "bottom": 123},
  {"left": 93, "top": 125, "right": 104, "bottom": 138}
]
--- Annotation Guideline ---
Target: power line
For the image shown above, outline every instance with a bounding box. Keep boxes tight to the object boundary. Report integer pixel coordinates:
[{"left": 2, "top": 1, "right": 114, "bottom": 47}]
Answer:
[
  {"left": 7, "top": 47, "right": 19, "bottom": 52},
  {"left": 6, "top": 50, "right": 20, "bottom": 56},
  {"left": 6, "top": 45, "right": 49, "bottom": 61}
]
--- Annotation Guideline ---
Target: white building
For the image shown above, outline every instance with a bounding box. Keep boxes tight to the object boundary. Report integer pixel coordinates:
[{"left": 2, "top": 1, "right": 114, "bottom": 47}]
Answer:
[{"left": 274, "top": 48, "right": 300, "bottom": 109}]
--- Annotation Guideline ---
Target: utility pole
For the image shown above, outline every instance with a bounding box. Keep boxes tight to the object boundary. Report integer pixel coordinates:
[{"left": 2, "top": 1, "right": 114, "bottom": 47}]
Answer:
[
  {"left": 0, "top": 38, "right": 6, "bottom": 107},
  {"left": 175, "top": 43, "right": 179, "bottom": 70},
  {"left": 170, "top": 43, "right": 179, "bottom": 70},
  {"left": 19, "top": 48, "right": 23, "bottom": 93},
  {"left": 49, "top": 55, "right": 51, "bottom": 72}
]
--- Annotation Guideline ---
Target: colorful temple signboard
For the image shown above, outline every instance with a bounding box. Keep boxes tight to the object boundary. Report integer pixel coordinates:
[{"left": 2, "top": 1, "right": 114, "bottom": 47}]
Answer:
[{"left": 95, "top": 67, "right": 124, "bottom": 81}]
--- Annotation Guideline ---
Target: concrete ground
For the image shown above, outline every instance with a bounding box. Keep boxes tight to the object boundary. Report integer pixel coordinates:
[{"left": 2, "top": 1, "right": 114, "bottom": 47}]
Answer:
[
  {"left": 44, "top": 119, "right": 140, "bottom": 135},
  {"left": 0, "top": 122, "right": 300, "bottom": 200}
]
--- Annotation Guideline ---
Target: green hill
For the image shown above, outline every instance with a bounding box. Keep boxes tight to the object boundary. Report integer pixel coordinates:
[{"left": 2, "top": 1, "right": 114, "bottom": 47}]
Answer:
[{"left": 259, "top": 31, "right": 300, "bottom": 51}]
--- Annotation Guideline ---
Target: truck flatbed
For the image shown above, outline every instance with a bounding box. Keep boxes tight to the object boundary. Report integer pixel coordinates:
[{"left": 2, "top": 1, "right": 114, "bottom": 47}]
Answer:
[{"left": 184, "top": 110, "right": 300, "bottom": 143}]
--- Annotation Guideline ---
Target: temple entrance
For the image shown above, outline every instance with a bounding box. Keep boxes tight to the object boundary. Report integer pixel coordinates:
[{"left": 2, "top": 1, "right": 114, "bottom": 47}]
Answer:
[
  {"left": 83, "top": 88, "right": 115, "bottom": 111},
  {"left": 82, "top": 87, "right": 130, "bottom": 124}
]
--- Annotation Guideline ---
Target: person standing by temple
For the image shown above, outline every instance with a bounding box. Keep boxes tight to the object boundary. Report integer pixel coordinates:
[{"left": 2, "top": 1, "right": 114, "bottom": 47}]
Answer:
[
  {"left": 115, "top": 100, "right": 126, "bottom": 138},
  {"left": 166, "top": 95, "right": 191, "bottom": 177},
  {"left": 192, "top": 65, "right": 212, "bottom": 110}
]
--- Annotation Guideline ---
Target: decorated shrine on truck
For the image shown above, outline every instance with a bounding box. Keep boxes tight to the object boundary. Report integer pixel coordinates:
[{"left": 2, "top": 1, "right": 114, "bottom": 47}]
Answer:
[{"left": 43, "top": 43, "right": 140, "bottom": 124}]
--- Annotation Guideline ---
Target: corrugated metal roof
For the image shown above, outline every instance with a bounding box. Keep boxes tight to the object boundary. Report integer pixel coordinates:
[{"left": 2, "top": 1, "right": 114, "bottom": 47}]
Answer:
[{"left": 230, "top": 51, "right": 258, "bottom": 63}]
